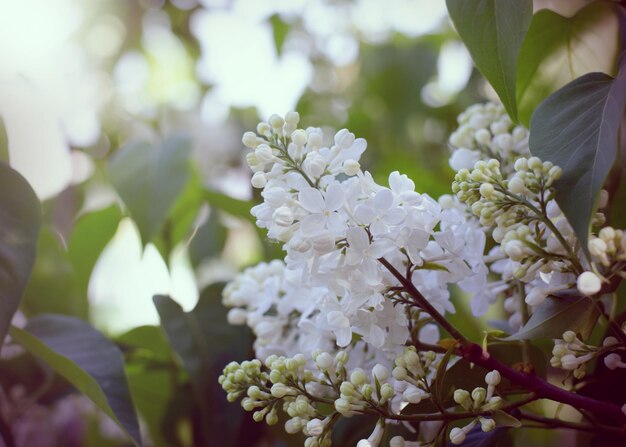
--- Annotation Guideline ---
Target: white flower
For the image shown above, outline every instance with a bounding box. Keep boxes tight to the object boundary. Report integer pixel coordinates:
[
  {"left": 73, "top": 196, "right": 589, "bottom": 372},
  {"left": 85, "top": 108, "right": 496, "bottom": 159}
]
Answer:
[
  {"left": 298, "top": 184, "right": 346, "bottom": 237},
  {"left": 354, "top": 189, "right": 405, "bottom": 235}
]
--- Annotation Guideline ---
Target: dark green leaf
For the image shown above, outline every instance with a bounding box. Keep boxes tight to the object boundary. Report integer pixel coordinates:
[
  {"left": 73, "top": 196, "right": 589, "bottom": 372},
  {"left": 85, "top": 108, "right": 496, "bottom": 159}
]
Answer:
[
  {"left": 21, "top": 229, "right": 85, "bottom": 318},
  {"left": 516, "top": 2, "right": 622, "bottom": 125},
  {"left": 0, "top": 162, "right": 41, "bottom": 341},
  {"left": 10, "top": 315, "right": 141, "bottom": 446},
  {"left": 153, "top": 284, "right": 252, "bottom": 447},
  {"left": 446, "top": 0, "right": 533, "bottom": 120},
  {"left": 507, "top": 296, "right": 600, "bottom": 340},
  {"left": 529, "top": 56, "right": 626, "bottom": 252},
  {"left": 435, "top": 347, "right": 454, "bottom": 404},
  {"left": 68, "top": 205, "right": 122, "bottom": 300},
  {"left": 109, "top": 135, "right": 192, "bottom": 244}
]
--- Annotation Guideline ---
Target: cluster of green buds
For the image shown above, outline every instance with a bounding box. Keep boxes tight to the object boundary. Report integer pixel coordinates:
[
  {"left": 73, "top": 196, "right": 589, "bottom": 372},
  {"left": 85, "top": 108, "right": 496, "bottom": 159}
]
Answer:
[
  {"left": 452, "top": 157, "right": 561, "bottom": 228},
  {"left": 452, "top": 157, "right": 579, "bottom": 281},
  {"left": 550, "top": 331, "right": 624, "bottom": 378},
  {"left": 221, "top": 350, "right": 381, "bottom": 447},
  {"left": 449, "top": 371, "right": 504, "bottom": 445}
]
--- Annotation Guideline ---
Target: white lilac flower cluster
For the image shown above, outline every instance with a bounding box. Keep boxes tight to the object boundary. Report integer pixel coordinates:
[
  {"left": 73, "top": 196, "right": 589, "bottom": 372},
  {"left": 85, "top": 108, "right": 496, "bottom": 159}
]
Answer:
[
  {"left": 448, "top": 102, "right": 529, "bottom": 174},
  {"left": 550, "top": 331, "right": 626, "bottom": 378},
  {"left": 446, "top": 103, "right": 584, "bottom": 327},
  {"left": 231, "top": 112, "right": 486, "bottom": 357}
]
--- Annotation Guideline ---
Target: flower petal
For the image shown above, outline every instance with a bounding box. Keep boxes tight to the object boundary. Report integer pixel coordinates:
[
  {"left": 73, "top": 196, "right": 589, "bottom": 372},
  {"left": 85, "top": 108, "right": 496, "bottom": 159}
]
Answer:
[{"left": 299, "top": 187, "right": 325, "bottom": 213}]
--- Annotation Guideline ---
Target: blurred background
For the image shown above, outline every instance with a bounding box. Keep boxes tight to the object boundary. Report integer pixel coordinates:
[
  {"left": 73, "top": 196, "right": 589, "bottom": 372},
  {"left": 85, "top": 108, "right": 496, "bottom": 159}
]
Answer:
[{"left": 0, "top": 0, "right": 591, "bottom": 446}]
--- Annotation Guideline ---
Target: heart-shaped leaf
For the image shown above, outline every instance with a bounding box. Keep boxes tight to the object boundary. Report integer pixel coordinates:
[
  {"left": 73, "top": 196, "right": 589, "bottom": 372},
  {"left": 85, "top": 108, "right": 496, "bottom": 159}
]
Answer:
[
  {"left": 109, "top": 135, "right": 192, "bottom": 244},
  {"left": 10, "top": 314, "right": 141, "bottom": 446},
  {"left": 446, "top": 0, "right": 533, "bottom": 121},
  {"left": 529, "top": 55, "right": 626, "bottom": 251},
  {"left": 0, "top": 162, "right": 41, "bottom": 341},
  {"left": 516, "top": 2, "right": 622, "bottom": 125}
]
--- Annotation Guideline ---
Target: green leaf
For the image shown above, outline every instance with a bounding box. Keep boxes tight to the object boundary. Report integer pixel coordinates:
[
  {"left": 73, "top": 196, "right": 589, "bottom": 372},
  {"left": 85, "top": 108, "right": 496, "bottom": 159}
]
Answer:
[
  {"left": 21, "top": 229, "right": 85, "bottom": 318},
  {"left": 188, "top": 211, "right": 227, "bottom": 267},
  {"left": 153, "top": 284, "right": 252, "bottom": 447},
  {"left": 118, "top": 326, "right": 178, "bottom": 447},
  {"left": 506, "top": 296, "right": 600, "bottom": 340},
  {"left": 0, "top": 162, "right": 41, "bottom": 341},
  {"left": 270, "top": 14, "right": 289, "bottom": 56},
  {"left": 10, "top": 315, "right": 141, "bottom": 446},
  {"left": 491, "top": 410, "right": 522, "bottom": 428},
  {"left": 516, "top": 2, "right": 622, "bottom": 125},
  {"left": 109, "top": 135, "right": 192, "bottom": 244},
  {"left": 202, "top": 188, "right": 255, "bottom": 223},
  {"left": 446, "top": 0, "right": 533, "bottom": 120},
  {"left": 529, "top": 56, "right": 626, "bottom": 252},
  {"left": 68, "top": 205, "right": 122, "bottom": 300},
  {"left": 434, "top": 347, "right": 453, "bottom": 405}
]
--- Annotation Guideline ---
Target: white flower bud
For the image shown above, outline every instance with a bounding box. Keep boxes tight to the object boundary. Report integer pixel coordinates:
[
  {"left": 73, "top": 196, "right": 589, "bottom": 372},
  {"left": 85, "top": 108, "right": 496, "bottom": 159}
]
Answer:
[
  {"left": 380, "top": 383, "right": 395, "bottom": 400},
  {"left": 226, "top": 308, "right": 247, "bottom": 325},
  {"left": 474, "top": 128, "right": 491, "bottom": 145},
  {"left": 350, "top": 369, "right": 367, "bottom": 387},
  {"left": 479, "top": 182, "right": 495, "bottom": 198},
  {"left": 603, "top": 336, "right": 618, "bottom": 347},
  {"left": 334, "top": 398, "right": 351, "bottom": 415},
  {"left": 485, "top": 370, "right": 501, "bottom": 386},
  {"left": 242, "top": 131, "right": 259, "bottom": 148},
  {"left": 392, "top": 366, "right": 407, "bottom": 381},
  {"left": 372, "top": 364, "right": 389, "bottom": 382},
  {"left": 257, "top": 122, "right": 271, "bottom": 137},
  {"left": 604, "top": 353, "right": 625, "bottom": 370},
  {"left": 480, "top": 417, "right": 496, "bottom": 432},
  {"left": 507, "top": 176, "right": 525, "bottom": 194},
  {"left": 525, "top": 287, "right": 547, "bottom": 306},
  {"left": 251, "top": 171, "right": 267, "bottom": 188},
  {"left": 304, "top": 152, "right": 326, "bottom": 177},
  {"left": 390, "top": 436, "right": 406, "bottom": 447},
  {"left": 449, "top": 427, "right": 466, "bottom": 445},
  {"left": 306, "top": 419, "right": 325, "bottom": 437},
  {"left": 291, "top": 129, "right": 307, "bottom": 146},
  {"left": 273, "top": 206, "right": 294, "bottom": 227},
  {"left": 255, "top": 144, "right": 273, "bottom": 164},
  {"left": 343, "top": 159, "right": 360, "bottom": 176},
  {"left": 271, "top": 383, "right": 293, "bottom": 398},
  {"left": 454, "top": 389, "right": 471, "bottom": 406},
  {"left": 285, "top": 418, "right": 303, "bottom": 434},
  {"left": 528, "top": 157, "right": 543, "bottom": 171},
  {"left": 503, "top": 240, "right": 525, "bottom": 261},
  {"left": 588, "top": 238, "right": 608, "bottom": 258},
  {"left": 269, "top": 114, "right": 284, "bottom": 129},
  {"left": 403, "top": 387, "right": 425, "bottom": 404},
  {"left": 471, "top": 387, "right": 486, "bottom": 406},
  {"left": 285, "top": 111, "right": 300, "bottom": 126},
  {"left": 334, "top": 129, "right": 355, "bottom": 148},
  {"left": 560, "top": 354, "right": 580, "bottom": 370},
  {"left": 576, "top": 271, "right": 602, "bottom": 296},
  {"left": 316, "top": 352, "right": 334, "bottom": 370}
]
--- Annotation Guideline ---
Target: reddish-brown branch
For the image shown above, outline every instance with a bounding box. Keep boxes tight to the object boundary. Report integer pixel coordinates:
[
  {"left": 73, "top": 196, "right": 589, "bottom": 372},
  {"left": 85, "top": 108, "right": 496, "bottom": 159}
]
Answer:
[{"left": 378, "top": 257, "right": 626, "bottom": 424}]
